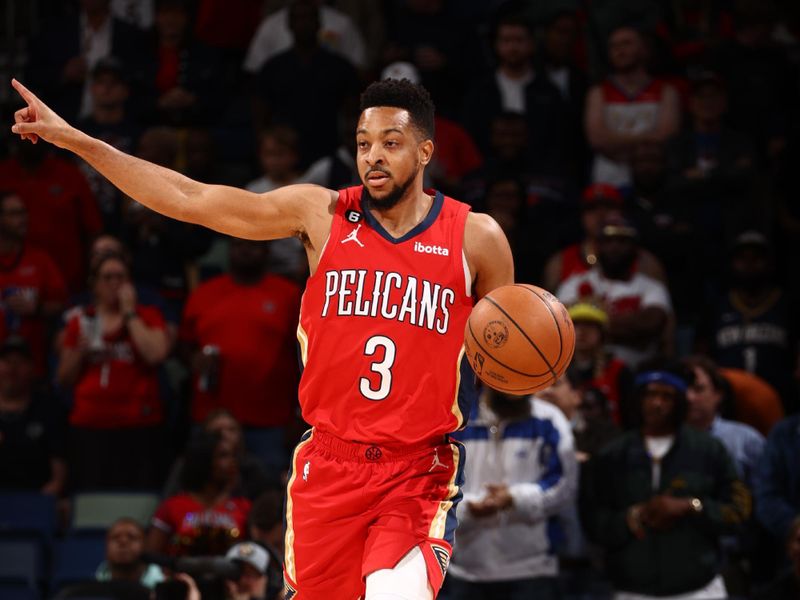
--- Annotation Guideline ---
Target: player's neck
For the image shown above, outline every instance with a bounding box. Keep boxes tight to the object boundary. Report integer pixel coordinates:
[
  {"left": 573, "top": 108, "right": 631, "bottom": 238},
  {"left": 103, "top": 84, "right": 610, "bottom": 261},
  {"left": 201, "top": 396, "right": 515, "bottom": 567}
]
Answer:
[{"left": 368, "top": 187, "right": 433, "bottom": 239}]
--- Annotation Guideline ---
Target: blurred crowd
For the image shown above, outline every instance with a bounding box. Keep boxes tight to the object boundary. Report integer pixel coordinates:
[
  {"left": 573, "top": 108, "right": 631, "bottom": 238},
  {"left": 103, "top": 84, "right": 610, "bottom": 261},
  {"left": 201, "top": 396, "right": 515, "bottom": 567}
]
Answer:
[{"left": 0, "top": 0, "right": 799, "bottom": 599}]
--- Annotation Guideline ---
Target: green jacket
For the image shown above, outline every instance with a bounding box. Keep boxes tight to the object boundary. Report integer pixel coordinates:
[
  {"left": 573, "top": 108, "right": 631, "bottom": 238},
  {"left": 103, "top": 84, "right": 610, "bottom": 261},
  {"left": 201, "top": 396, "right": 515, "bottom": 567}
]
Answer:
[{"left": 581, "top": 426, "right": 751, "bottom": 596}]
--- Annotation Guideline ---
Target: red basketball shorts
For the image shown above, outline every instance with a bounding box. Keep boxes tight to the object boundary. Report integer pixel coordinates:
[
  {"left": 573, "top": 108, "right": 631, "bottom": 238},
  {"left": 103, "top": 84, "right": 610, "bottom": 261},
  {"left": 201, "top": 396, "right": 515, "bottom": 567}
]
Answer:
[{"left": 282, "top": 429, "right": 466, "bottom": 599}]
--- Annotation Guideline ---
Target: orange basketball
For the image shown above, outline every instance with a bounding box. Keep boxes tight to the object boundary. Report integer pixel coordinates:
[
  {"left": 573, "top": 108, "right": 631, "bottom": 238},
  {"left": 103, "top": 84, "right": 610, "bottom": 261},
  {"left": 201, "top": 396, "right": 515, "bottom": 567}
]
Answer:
[{"left": 464, "top": 284, "right": 575, "bottom": 395}]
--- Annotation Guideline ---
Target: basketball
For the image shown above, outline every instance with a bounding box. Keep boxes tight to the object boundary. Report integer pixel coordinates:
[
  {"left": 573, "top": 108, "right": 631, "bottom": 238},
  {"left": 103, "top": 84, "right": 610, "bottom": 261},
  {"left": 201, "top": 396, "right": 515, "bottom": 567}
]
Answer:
[{"left": 464, "top": 284, "right": 575, "bottom": 395}]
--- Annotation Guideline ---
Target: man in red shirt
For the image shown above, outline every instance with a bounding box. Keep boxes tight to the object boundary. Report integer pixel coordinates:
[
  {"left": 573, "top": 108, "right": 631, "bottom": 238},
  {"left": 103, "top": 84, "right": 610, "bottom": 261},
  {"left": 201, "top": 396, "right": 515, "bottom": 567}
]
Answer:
[
  {"left": 181, "top": 238, "right": 301, "bottom": 473},
  {"left": 0, "top": 138, "right": 103, "bottom": 292},
  {"left": 0, "top": 191, "right": 67, "bottom": 374}
]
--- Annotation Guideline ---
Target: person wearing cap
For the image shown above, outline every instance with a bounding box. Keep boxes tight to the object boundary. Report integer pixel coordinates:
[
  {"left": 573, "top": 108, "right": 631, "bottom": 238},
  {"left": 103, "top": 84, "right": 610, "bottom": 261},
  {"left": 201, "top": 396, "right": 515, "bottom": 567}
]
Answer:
[
  {"left": 226, "top": 542, "right": 270, "bottom": 600},
  {"left": 542, "top": 183, "right": 665, "bottom": 293},
  {"left": 581, "top": 362, "right": 750, "bottom": 599},
  {"left": 704, "top": 230, "right": 798, "bottom": 414},
  {"left": 0, "top": 335, "right": 67, "bottom": 495},
  {"left": 566, "top": 301, "right": 633, "bottom": 427},
  {"left": 557, "top": 215, "right": 672, "bottom": 369}
]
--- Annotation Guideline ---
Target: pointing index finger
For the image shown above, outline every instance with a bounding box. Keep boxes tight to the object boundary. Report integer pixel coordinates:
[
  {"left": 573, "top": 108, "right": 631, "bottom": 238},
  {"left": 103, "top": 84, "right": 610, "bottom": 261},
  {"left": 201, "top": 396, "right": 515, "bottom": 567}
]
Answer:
[{"left": 11, "top": 78, "right": 37, "bottom": 105}]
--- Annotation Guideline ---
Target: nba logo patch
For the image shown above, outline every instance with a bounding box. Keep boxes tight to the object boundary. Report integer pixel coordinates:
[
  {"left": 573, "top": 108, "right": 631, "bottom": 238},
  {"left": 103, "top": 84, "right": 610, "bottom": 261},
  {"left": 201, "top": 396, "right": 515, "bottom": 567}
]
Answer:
[{"left": 430, "top": 544, "right": 450, "bottom": 576}]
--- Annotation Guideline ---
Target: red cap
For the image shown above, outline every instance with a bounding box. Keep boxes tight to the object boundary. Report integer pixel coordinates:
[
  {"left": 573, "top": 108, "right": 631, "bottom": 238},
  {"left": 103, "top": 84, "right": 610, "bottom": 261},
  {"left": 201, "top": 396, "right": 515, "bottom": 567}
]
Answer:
[{"left": 581, "top": 183, "right": 623, "bottom": 207}]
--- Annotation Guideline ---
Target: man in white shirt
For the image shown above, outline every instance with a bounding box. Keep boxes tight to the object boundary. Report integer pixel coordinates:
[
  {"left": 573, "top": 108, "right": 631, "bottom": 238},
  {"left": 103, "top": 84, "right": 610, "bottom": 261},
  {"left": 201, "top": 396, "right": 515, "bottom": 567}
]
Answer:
[
  {"left": 557, "top": 216, "right": 671, "bottom": 368},
  {"left": 447, "top": 388, "right": 577, "bottom": 599},
  {"left": 244, "top": 0, "right": 366, "bottom": 72}
]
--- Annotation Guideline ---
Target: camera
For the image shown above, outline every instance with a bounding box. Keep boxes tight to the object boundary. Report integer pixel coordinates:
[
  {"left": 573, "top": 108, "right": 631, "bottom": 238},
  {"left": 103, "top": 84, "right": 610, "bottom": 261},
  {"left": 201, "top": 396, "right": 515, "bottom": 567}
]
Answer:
[{"left": 145, "top": 554, "right": 244, "bottom": 600}]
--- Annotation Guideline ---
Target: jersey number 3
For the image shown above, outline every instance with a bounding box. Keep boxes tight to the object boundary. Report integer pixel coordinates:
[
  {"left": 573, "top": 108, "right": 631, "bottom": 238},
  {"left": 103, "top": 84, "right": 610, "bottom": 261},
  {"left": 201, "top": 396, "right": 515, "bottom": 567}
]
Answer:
[{"left": 360, "top": 335, "right": 396, "bottom": 401}]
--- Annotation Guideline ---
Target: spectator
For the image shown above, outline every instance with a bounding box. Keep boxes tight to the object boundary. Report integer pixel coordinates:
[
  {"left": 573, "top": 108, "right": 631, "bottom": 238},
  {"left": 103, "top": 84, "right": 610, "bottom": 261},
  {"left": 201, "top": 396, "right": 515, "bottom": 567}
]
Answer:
[
  {"left": 96, "top": 518, "right": 165, "bottom": 589},
  {"left": 585, "top": 25, "right": 680, "bottom": 188},
  {"left": 243, "top": 125, "right": 308, "bottom": 282},
  {"left": 251, "top": 0, "right": 360, "bottom": 167},
  {"left": 301, "top": 110, "right": 360, "bottom": 190},
  {"left": 542, "top": 183, "right": 665, "bottom": 293},
  {"left": 754, "top": 413, "right": 800, "bottom": 543},
  {"left": 706, "top": 231, "right": 799, "bottom": 413},
  {"left": 180, "top": 239, "right": 301, "bottom": 474},
  {"left": 382, "top": 0, "right": 480, "bottom": 115},
  {"left": 539, "top": 9, "right": 590, "bottom": 182},
  {"left": 754, "top": 516, "right": 800, "bottom": 599},
  {"left": 581, "top": 364, "right": 751, "bottom": 598},
  {"left": 0, "top": 191, "right": 67, "bottom": 375},
  {"left": 244, "top": 0, "right": 367, "bottom": 73},
  {"left": 122, "top": 127, "right": 213, "bottom": 314},
  {"left": 148, "top": 430, "right": 251, "bottom": 556},
  {"left": 573, "top": 386, "right": 622, "bottom": 461},
  {"left": 565, "top": 302, "right": 633, "bottom": 427},
  {"left": 0, "top": 336, "right": 67, "bottom": 495},
  {"left": 462, "top": 14, "right": 566, "bottom": 170},
  {"left": 225, "top": 542, "right": 270, "bottom": 600},
  {"left": 0, "top": 137, "right": 103, "bottom": 293},
  {"left": 711, "top": 0, "right": 798, "bottom": 164},
  {"left": 448, "top": 387, "right": 577, "bottom": 599},
  {"left": 77, "top": 57, "right": 142, "bottom": 234},
  {"left": 150, "top": 0, "right": 222, "bottom": 126},
  {"left": 163, "top": 409, "right": 275, "bottom": 500},
  {"left": 480, "top": 176, "right": 540, "bottom": 284},
  {"left": 58, "top": 252, "right": 169, "bottom": 490},
  {"left": 557, "top": 216, "right": 672, "bottom": 368},
  {"left": 27, "top": 0, "right": 154, "bottom": 121},
  {"left": 539, "top": 370, "right": 620, "bottom": 462},
  {"left": 69, "top": 234, "right": 179, "bottom": 335},
  {"left": 684, "top": 355, "right": 765, "bottom": 487}
]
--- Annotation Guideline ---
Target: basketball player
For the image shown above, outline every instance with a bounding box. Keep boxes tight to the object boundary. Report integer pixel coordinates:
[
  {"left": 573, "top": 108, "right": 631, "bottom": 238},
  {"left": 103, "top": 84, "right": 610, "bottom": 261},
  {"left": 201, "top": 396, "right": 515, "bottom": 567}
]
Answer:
[{"left": 11, "top": 78, "right": 514, "bottom": 599}]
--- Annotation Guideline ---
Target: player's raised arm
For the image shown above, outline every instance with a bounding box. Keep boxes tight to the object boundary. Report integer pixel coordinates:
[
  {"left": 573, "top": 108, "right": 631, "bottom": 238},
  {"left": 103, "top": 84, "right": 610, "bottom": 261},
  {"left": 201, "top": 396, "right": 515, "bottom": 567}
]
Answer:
[
  {"left": 464, "top": 212, "right": 515, "bottom": 299},
  {"left": 10, "top": 79, "right": 334, "bottom": 241}
]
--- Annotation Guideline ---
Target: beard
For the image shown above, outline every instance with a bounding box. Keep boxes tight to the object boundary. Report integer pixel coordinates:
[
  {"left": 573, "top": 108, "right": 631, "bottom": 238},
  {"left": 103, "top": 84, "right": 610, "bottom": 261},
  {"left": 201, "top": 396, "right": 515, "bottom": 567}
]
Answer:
[{"left": 362, "top": 166, "right": 418, "bottom": 211}]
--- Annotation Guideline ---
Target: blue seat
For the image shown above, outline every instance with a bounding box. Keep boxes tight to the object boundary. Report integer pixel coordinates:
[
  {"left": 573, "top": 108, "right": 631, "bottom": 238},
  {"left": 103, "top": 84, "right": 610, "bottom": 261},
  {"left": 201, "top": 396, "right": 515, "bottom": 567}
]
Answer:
[
  {"left": 51, "top": 537, "right": 106, "bottom": 592},
  {"left": 0, "top": 539, "right": 42, "bottom": 587},
  {"left": 0, "top": 493, "right": 56, "bottom": 541}
]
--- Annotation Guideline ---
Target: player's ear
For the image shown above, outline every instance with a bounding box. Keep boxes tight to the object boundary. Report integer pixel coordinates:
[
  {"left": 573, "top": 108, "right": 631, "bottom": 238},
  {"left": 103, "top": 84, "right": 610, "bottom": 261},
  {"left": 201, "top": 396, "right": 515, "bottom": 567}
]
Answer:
[{"left": 418, "top": 138, "right": 434, "bottom": 166}]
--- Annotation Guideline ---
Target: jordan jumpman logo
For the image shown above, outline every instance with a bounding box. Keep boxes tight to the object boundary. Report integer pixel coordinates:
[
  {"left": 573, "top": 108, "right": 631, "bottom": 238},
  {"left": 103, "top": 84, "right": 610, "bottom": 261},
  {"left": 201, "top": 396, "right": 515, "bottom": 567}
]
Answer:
[
  {"left": 341, "top": 223, "right": 364, "bottom": 247},
  {"left": 429, "top": 448, "right": 446, "bottom": 472}
]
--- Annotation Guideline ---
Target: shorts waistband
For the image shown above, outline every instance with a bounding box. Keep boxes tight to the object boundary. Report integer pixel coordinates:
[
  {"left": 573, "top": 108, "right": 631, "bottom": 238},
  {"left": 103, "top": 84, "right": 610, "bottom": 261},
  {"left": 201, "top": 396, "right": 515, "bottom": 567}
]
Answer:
[{"left": 310, "top": 429, "right": 445, "bottom": 462}]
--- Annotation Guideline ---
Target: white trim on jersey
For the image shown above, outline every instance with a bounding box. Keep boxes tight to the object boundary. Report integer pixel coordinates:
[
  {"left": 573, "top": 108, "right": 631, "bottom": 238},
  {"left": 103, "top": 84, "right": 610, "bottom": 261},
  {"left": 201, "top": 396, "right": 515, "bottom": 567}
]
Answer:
[{"left": 462, "top": 250, "right": 472, "bottom": 298}]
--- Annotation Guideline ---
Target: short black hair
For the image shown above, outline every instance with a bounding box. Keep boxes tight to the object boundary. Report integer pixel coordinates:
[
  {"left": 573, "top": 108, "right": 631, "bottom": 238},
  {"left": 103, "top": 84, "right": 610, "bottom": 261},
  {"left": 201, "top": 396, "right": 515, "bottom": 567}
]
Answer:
[{"left": 359, "top": 79, "right": 435, "bottom": 140}]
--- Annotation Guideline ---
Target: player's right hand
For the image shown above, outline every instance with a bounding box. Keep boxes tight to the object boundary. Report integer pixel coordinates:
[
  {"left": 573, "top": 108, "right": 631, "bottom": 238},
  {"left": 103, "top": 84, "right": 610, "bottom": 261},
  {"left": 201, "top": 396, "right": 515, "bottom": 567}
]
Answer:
[{"left": 10, "top": 79, "right": 72, "bottom": 148}]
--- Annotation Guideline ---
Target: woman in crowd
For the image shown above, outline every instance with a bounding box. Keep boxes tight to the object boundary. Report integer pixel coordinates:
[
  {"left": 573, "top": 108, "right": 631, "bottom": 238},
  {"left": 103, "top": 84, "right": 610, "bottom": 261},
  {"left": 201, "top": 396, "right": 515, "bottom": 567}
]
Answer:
[{"left": 58, "top": 251, "right": 169, "bottom": 490}]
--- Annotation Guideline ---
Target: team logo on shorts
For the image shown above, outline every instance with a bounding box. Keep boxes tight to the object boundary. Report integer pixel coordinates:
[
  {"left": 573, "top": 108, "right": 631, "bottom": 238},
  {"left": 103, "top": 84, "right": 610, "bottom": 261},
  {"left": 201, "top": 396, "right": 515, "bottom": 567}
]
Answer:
[
  {"left": 483, "top": 320, "right": 508, "bottom": 349},
  {"left": 365, "top": 446, "right": 382, "bottom": 461},
  {"left": 430, "top": 544, "right": 451, "bottom": 576}
]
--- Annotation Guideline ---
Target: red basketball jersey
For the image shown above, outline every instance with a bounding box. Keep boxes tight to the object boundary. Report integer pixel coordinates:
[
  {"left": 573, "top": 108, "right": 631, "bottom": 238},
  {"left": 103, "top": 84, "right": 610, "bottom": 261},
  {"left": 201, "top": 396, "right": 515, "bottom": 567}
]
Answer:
[{"left": 298, "top": 186, "right": 474, "bottom": 445}]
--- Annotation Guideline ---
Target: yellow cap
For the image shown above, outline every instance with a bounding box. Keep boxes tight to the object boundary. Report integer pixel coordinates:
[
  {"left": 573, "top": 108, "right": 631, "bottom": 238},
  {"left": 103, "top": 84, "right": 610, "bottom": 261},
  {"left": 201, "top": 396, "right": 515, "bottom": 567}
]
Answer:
[{"left": 568, "top": 302, "right": 608, "bottom": 326}]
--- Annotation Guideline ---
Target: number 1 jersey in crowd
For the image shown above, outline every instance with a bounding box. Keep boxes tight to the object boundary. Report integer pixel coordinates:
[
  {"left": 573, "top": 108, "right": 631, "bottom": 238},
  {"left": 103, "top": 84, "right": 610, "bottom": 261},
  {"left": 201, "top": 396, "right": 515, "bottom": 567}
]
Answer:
[{"left": 298, "top": 186, "right": 475, "bottom": 445}]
